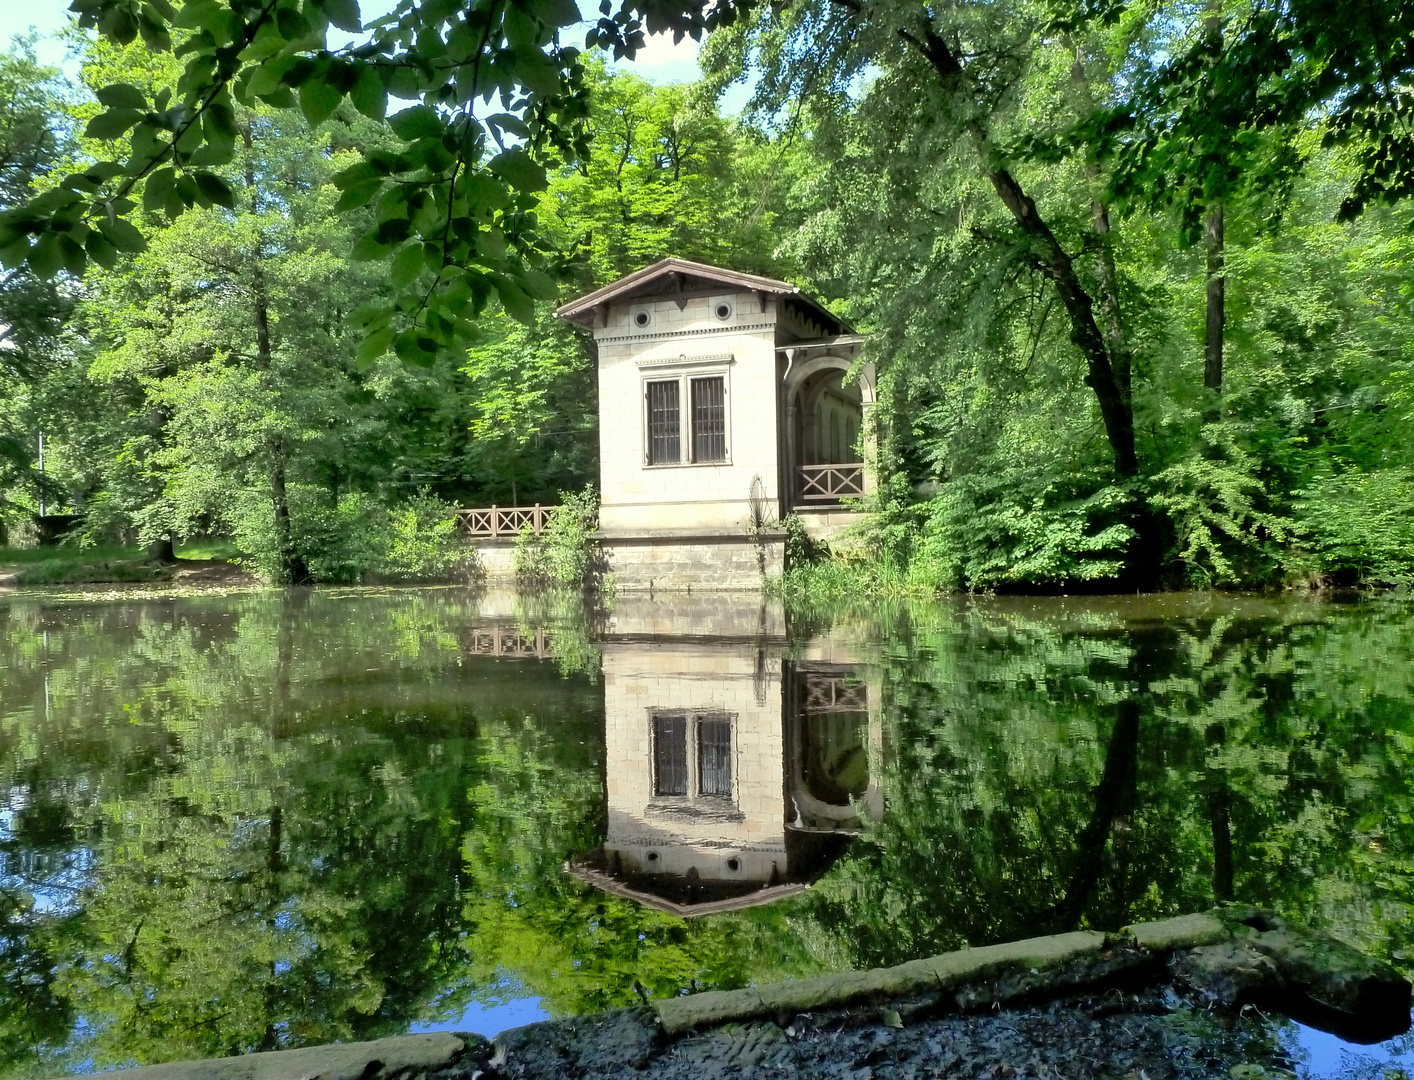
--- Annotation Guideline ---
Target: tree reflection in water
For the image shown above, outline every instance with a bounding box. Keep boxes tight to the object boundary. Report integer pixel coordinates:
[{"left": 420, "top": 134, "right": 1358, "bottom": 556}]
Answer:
[{"left": 0, "top": 589, "right": 1411, "bottom": 1077}]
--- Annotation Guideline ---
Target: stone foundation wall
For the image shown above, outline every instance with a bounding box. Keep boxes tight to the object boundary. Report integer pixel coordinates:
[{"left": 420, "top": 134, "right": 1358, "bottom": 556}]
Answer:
[
  {"left": 600, "top": 532, "right": 783, "bottom": 591},
  {"left": 467, "top": 538, "right": 517, "bottom": 582}
]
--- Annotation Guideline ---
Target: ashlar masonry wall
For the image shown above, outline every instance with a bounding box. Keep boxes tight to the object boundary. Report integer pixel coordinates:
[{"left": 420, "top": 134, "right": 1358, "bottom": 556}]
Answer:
[
  {"left": 601, "top": 640, "right": 787, "bottom": 885},
  {"left": 594, "top": 290, "right": 783, "bottom": 535}
]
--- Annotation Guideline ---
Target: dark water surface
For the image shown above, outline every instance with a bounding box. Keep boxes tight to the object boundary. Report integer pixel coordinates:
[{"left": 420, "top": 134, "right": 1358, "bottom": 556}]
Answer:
[{"left": 2, "top": 587, "right": 1412, "bottom": 1078}]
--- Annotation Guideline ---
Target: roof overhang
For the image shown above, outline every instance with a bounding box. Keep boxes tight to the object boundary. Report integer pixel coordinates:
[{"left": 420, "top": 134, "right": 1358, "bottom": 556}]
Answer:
[{"left": 555, "top": 257, "right": 853, "bottom": 335}]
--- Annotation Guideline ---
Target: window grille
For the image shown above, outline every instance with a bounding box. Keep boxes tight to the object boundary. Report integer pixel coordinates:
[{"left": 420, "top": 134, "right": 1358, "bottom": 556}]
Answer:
[
  {"left": 697, "top": 717, "right": 732, "bottom": 796},
  {"left": 653, "top": 713, "right": 688, "bottom": 795},
  {"left": 690, "top": 376, "right": 726, "bottom": 462},
  {"left": 646, "top": 380, "right": 680, "bottom": 464}
]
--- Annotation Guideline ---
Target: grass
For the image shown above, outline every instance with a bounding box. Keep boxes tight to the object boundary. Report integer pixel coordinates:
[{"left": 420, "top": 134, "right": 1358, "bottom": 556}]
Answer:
[
  {"left": 174, "top": 539, "right": 241, "bottom": 561},
  {"left": 0, "top": 539, "right": 244, "bottom": 585}
]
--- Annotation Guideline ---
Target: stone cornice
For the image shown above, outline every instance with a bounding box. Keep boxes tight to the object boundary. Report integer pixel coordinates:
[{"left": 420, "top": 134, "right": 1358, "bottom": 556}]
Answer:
[{"left": 596, "top": 321, "right": 774, "bottom": 345}]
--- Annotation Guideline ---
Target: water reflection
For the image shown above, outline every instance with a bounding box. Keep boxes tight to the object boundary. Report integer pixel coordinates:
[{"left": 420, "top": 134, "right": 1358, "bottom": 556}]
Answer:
[
  {"left": 568, "top": 597, "right": 878, "bottom": 915},
  {"left": 0, "top": 588, "right": 1411, "bottom": 1078}
]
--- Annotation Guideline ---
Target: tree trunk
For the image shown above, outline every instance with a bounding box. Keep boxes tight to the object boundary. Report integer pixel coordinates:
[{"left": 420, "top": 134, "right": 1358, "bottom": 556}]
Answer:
[
  {"left": 1204, "top": 202, "right": 1225, "bottom": 407},
  {"left": 268, "top": 442, "right": 311, "bottom": 585},
  {"left": 1205, "top": 722, "right": 1234, "bottom": 901},
  {"left": 905, "top": 23, "right": 1139, "bottom": 479},
  {"left": 1048, "top": 697, "right": 1142, "bottom": 930},
  {"left": 1203, "top": 4, "right": 1225, "bottom": 415},
  {"left": 146, "top": 536, "right": 176, "bottom": 563},
  {"left": 244, "top": 123, "right": 309, "bottom": 586}
]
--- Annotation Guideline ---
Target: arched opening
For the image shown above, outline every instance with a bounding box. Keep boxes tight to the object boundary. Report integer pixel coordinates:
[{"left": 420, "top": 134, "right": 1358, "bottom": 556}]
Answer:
[{"left": 783, "top": 356, "right": 873, "bottom": 510}]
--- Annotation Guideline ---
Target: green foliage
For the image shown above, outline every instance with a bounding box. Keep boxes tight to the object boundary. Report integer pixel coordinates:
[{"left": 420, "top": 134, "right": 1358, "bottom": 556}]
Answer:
[
  {"left": 0, "top": 0, "right": 758, "bottom": 365},
  {"left": 232, "top": 488, "right": 462, "bottom": 583},
  {"left": 1148, "top": 431, "right": 1292, "bottom": 588},
  {"left": 514, "top": 485, "right": 599, "bottom": 587},
  {"left": 1295, "top": 469, "right": 1414, "bottom": 587},
  {"left": 911, "top": 475, "right": 1135, "bottom": 591}
]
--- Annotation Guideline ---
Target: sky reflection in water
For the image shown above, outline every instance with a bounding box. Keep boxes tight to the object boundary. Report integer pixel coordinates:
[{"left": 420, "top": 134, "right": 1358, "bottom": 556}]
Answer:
[{"left": 0, "top": 587, "right": 1411, "bottom": 1077}]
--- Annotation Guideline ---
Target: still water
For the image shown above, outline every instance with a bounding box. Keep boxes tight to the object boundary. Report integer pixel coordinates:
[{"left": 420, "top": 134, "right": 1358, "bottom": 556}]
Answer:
[{"left": 2, "top": 587, "right": 1412, "bottom": 1077}]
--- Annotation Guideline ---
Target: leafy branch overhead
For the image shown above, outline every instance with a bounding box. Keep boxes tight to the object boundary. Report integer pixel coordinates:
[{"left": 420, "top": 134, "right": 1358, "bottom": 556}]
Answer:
[{"left": 0, "top": 0, "right": 745, "bottom": 366}]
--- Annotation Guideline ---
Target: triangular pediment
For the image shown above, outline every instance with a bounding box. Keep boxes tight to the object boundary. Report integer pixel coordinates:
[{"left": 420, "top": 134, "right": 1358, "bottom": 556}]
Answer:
[{"left": 555, "top": 257, "right": 851, "bottom": 334}]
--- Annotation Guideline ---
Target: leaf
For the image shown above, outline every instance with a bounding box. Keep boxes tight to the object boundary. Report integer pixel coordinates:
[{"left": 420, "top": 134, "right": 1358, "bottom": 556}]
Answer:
[
  {"left": 247, "top": 56, "right": 298, "bottom": 98},
  {"left": 350, "top": 232, "right": 392, "bottom": 261},
  {"left": 487, "top": 149, "right": 546, "bottom": 193},
  {"left": 193, "top": 171, "right": 235, "bottom": 208},
  {"left": 27, "top": 233, "right": 64, "bottom": 279},
  {"left": 533, "top": 0, "right": 581, "bottom": 28},
  {"left": 275, "top": 6, "right": 312, "bottom": 39},
  {"left": 96, "top": 83, "right": 148, "bottom": 110},
  {"left": 173, "top": 0, "right": 220, "bottom": 28},
  {"left": 143, "top": 167, "right": 178, "bottom": 214},
  {"left": 390, "top": 243, "right": 424, "bottom": 288},
  {"left": 86, "top": 108, "right": 144, "bottom": 141},
  {"left": 318, "top": 0, "right": 362, "bottom": 32},
  {"left": 299, "top": 78, "right": 344, "bottom": 127},
  {"left": 350, "top": 65, "right": 386, "bottom": 119},
  {"left": 485, "top": 112, "right": 530, "bottom": 141},
  {"left": 388, "top": 105, "right": 444, "bottom": 141},
  {"left": 355, "top": 325, "right": 395, "bottom": 370},
  {"left": 511, "top": 47, "right": 561, "bottom": 97},
  {"left": 520, "top": 267, "right": 557, "bottom": 301},
  {"left": 394, "top": 329, "right": 437, "bottom": 365},
  {"left": 881, "top": 1010, "right": 903, "bottom": 1030},
  {"left": 334, "top": 180, "right": 382, "bottom": 213},
  {"left": 85, "top": 229, "right": 120, "bottom": 270},
  {"left": 491, "top": 273, "right": 534, "bottom": 323},
  {"left": 99, "top": 218, "right": 148, "bottom": 254},
  {"left": 58, "top": 235, "right": 88, "bottom": 278}
]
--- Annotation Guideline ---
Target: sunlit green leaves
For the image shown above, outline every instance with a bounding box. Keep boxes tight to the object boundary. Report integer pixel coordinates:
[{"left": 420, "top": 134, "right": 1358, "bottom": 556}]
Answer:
[{"left": 17, "top": 0, "right": 757, "bottom": 360}]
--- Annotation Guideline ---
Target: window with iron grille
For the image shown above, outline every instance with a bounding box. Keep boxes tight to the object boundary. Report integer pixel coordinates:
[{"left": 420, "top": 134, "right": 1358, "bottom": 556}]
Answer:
[
  {"left": 690, "top": 376, "right": 727, "bottom": 462},
  {"left": 653, "top": 712, "right": 688, "bottom": 796},
  {"left": 646, "top": 380, "right": 680, "bottom": 464},
  {"left": 697, "top": 716, "right": 732, "bottom": 796}
]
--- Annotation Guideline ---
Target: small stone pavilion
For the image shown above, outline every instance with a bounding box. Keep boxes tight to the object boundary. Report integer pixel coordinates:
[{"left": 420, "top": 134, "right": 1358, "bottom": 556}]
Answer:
[
  {"left": 566, "top": 596, "right": 882, "bottom": 916},
  {"left": 556, "top": 258, "right": 872, "bottom": 589}
]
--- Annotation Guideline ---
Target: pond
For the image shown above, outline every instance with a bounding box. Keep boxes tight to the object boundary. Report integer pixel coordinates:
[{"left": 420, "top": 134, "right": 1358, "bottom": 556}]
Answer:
[{"left": 1, "top": 587, "right": 1412, "bottom": 1078}]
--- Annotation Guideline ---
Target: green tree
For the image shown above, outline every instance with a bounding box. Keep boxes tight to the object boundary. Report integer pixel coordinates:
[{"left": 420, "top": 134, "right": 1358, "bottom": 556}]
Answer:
[{"left": 0, "top": 42, "right": 75, "bottom": 527}]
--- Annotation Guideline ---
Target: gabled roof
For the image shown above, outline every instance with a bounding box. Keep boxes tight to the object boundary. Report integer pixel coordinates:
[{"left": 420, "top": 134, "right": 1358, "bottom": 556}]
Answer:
[{"left": 555, "top": 257, "right": 852, "bottom": 334}]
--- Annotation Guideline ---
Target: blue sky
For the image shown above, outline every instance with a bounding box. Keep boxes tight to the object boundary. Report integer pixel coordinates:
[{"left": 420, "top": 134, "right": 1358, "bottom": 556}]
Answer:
[{"left": 0, "top": 0, "right": 730, "bottom": 96}]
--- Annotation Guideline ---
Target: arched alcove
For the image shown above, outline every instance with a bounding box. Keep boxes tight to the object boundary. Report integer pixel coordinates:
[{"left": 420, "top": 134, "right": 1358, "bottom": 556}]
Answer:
[{"left": 782, "top": 354, "right": 876, "bottom": 511}]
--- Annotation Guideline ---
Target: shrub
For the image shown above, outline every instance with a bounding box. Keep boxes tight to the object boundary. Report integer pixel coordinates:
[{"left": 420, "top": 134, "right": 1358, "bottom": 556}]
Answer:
[
  {"left": 515, "top": 485, "right": 599, "bottom": 587},
  {"left": 908, "top": 472, "right": 1134, "bottom": 590},
  {"left": 1148, "top": 433, "right": 1292, "bottom": 587},
  {"left": 233, "top": 487, "right": 462, "bottom": 583},
  {"left": 1295, "top": 468, "right": 1414, "bottom": 585}
]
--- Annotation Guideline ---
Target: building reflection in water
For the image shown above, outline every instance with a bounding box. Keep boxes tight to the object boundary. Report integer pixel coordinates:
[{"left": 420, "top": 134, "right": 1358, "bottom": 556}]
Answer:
[{"left": 567, "top": 596, "right": 882, "bottom": 916}]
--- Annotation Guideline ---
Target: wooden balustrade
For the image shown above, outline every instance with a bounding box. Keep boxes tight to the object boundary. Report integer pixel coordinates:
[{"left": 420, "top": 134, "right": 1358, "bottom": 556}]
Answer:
[
  {"left": 796, "top": 463, "right": 865, "bottom": 502},
  {"left": 455, "top": 503, "right": 558, "bottom": 538}
]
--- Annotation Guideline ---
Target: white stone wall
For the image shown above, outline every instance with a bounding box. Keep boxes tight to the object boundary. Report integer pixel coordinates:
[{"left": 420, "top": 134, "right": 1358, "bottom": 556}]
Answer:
[
  {"left": 594, "top": 291, "right": 781, "bottom": 534},
  {"left": 601, "top": 641, "right": 786, "bottom": 884}
]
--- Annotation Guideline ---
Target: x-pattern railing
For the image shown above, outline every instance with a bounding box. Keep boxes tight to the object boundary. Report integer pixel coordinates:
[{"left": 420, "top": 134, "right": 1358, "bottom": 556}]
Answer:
[
  {"left": 803, "top": 675, "right": 868, "bottom": 713},
  {"left": 456, "top": 504, "right": 557, "bottom": 537},
  {"left": 464, "top": 625, "right": 551, "bottom": 659},
  {"left": 797, "top": 463, "right": 865, "bottom": 502}
]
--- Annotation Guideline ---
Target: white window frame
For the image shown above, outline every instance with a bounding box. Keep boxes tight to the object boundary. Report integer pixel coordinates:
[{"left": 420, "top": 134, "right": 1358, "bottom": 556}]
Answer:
[{"left": 637, "top": 353, "right": 734, "bottom": 468}]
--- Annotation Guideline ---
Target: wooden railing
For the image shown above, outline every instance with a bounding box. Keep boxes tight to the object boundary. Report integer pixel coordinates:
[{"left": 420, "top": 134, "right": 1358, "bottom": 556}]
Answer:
[
  {"left": 463, "top": 625, "right": 552, "bottom": 659},
  {"left": 797, "top": 463, "right": 865, "bottom": 502},
  {"left": 456, "top": 504, "right": 558, "bottom": 538}
]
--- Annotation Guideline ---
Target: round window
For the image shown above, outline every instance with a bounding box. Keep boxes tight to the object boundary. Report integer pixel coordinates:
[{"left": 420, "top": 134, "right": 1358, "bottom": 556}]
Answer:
[
  {"left": 646, "top": 850, "right": 660, "bottom": 863},
  {"left": 633, "top": 309, "right": 651, "bottom": 328},
  {"left": 713, "top": 300, "right": 733, "bottom": 321},
  {"left": 726, "top": 857, "right": 741, "bottom": 872}
]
